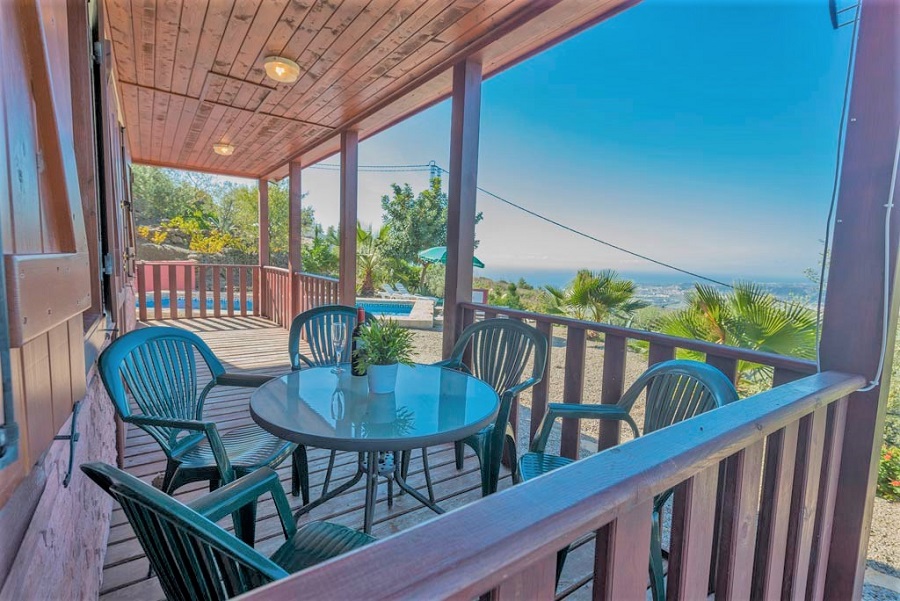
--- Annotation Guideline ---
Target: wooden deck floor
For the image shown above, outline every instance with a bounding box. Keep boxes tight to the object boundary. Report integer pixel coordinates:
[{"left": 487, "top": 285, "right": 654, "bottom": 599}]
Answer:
[{"left": 98, "top": 317, "right": 517, "bottom": 601}]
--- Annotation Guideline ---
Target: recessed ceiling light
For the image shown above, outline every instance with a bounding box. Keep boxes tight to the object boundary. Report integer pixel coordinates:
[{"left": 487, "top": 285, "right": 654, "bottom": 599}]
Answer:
[
  {"left": 213, "top": 143, "right": 234, "bottom": 156},
  {"left": 264, "top": 56, "right": 300, "bottom": 83}
]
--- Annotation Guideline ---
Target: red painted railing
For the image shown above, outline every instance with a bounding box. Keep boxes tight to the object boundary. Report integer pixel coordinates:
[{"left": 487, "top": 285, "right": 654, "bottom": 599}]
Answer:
[
  {"left": 136, "top": 261, "right": 341, "bottom": 328},
  {"left": 136, "top": 261, "right": 259, "bottom": 320},
  {"left": 244, "top": 370, "right": 862, "bottom": 600}
]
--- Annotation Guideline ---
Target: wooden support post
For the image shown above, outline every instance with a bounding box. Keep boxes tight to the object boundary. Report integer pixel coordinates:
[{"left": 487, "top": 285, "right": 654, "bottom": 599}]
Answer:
[
  {"left": 288, "top": 160, "right": 303, "bottom": 317},
  {"left": 821, "top": 2, "right": 900, "bottom": 597},
  {"left": 258, "top": 178, "right": 268, "bottom": 316},
  {"left": 443, "top": 58, "right": 482, "bottom": 357},
  {"left": 339, "top": 130, "right": 358, "bottom": 305}
]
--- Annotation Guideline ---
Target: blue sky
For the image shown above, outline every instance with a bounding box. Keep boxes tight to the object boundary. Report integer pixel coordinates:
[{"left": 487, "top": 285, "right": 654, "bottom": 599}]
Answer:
[{"left": 268, "top": 0, "right": 854, "bottom": 284}]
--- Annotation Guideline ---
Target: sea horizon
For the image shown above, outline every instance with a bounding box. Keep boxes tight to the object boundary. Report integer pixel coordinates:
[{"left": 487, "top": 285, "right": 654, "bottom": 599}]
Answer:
[{"left": 476, "top": 267, "right": 813, "bottom": 289}]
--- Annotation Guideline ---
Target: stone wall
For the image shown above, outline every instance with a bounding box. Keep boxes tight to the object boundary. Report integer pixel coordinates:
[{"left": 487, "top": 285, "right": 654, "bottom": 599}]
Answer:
[{"left": 0, "top": 287, "right": 136, "bottom": 601}]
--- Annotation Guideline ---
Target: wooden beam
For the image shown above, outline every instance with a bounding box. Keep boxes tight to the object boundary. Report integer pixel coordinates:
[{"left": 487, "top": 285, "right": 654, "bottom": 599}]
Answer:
[
  {"left": 443, "top": 59, "right": 482, "bottom": 357},
  {"left": 288, "top": 160, "right": 303, "bottom": 316},
  {"left": 339, "top": 130, "right": 358, "bottom": 305},
  {"left": 821, "top": 1, "right": 900, "bottom": 597}
]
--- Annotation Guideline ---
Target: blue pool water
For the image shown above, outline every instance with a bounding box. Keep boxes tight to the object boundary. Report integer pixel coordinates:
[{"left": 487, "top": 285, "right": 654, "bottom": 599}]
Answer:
[
  {"left": 138, "top": 294, "right": 252, "bottom": 312},
  {"left": 356, "top": 300, "right": 414, "bottom": 317}
]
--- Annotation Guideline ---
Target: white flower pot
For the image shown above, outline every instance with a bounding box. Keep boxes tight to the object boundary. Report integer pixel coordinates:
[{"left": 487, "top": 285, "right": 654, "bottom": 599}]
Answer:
[{"left": 367, "top": 363, "right": 399, "bottom": 394}]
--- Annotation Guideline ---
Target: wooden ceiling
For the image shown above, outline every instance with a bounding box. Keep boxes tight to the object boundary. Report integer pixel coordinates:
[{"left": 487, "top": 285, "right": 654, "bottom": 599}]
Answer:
[{"left": 104, "top": 0, "right": 638, "bottom": 179}]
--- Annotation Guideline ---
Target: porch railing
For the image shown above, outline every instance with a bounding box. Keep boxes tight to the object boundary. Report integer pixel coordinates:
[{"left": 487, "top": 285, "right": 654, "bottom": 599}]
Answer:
[
  {"left": 135, "top": 261, "right": 341, "bottom": 326},
  {"left": 245, "top": 370, "right": 863, "bottom": 600},
  {"left": 457, "top": 302, "right": 817, "bottom": 458}
]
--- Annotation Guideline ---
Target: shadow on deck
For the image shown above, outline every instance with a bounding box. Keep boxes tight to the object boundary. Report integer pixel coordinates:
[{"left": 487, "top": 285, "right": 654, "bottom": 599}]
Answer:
[{"left": 98, "top": 317, "right": 515, "bottom": 600}]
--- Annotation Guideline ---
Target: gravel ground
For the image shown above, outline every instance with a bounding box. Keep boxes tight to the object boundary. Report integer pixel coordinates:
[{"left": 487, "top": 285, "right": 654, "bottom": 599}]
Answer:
[{"left": 410, "top": 325, "right": 900, "bottom": 595}]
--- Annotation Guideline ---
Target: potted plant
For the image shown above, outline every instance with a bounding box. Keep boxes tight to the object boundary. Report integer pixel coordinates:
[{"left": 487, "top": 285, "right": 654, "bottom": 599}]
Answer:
[{"left": 355, "top": 318, "right": 415, "bottom": 394}]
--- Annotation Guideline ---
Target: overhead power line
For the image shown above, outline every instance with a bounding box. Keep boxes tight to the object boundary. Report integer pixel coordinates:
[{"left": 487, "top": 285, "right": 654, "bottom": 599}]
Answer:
[{"left": 307, "top": 159, "right": 738, "bottom": 289}]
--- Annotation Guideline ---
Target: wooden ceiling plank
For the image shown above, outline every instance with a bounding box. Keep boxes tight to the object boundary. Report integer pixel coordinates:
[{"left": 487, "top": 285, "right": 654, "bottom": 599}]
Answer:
[
  {"left": 205, "top": 107, "right": 257, "bottom": 172},
  {"left": 177, "top": 98, "right": 213, "bottom": 162},
  {"left": 134, "top": 0, "right": 158, "bottom": 88},
  {"left": 225, "top": 0, "right": 291, "bottom": 81},
  {"left": 169, "top": 0, "right": 208, "bottom": 95},
  {"left": 153, "top": 0, "right": 182, "bottom": 90},
  {"left": 169, "top": 96, "right": 200, "bottom": 165},
  {"left": 316, "top": 0, "right": 516, "bottom": 127},
  {"left": 137, "top": 86, "right": 154, "bottom": 161},
  {"left": 216, "top": 78, "right": 243, "bottom": 106},
  {"left": 159, "top": 93, "right": 186, "bottom": 162},
  {"left": 278, "top": 0, "right": 414, "bottom": 120},
  {"left": 192, "top": 106, "right": 242, "bottom": 171},
  {"left": 242, "top": 0, "right": 317, "bottom": 85},
  {"left": 119, "top": 78, "right": 142, "bottom": 155},
  {"left": 104, "top": 0, "right": 138, "bottom": 83},
  {"left": 182, "top": 102, "right": 229, "bottom": 166},
  {"left": 265, "top": 0, "right": 371, "bottom": 117},
  {"left": 250, "top": 0, "right": 345, "bottom": 115},
  {"left": 186, "top": 0, "right": 236, "bottom": 97},
  {"left": 231, "top": 80, "right": 262, "bottom": 109},
  {"left": 210, "top": 0, "right": 263, "bottom": 76},
  {"left": 230, "top": 114, "right": 309, "bottom": 173},
  {"left": 149, "top": 89, "right": 170, "bottom": 162},
  {"left": 298, "top": 1, "right": 467, "bottom": 124}
]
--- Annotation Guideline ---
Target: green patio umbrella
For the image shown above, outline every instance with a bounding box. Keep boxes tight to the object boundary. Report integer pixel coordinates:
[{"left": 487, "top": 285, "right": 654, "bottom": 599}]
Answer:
[
  {"left": 417, "top": 246, "right": 485, "bottom": 268},
  {"left": 417, "top": 246, "right": 484, "bottom": 290}
]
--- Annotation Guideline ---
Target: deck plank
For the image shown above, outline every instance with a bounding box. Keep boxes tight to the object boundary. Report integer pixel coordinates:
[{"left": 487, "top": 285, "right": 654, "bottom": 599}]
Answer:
[{"left": 99, "top": 317, "right": 508, "bottom": 599}]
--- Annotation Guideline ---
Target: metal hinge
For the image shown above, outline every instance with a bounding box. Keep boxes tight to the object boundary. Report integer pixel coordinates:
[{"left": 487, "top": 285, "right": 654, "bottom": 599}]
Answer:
[
  {"left": 103, "top": 253, "right": 114, "bottom": 275},
  {"left": 92, "top": 41, "right": 103, "bottom": 65}
]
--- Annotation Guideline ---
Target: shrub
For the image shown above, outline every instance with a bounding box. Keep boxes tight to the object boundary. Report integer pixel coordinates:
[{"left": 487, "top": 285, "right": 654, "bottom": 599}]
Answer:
[{"left": 878, "top": 445, "right": 900, "bottom": 502}]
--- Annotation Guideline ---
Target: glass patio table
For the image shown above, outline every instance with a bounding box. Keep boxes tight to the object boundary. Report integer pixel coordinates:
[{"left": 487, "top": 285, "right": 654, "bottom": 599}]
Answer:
[{"left": 250, "top": 363, "right": 499, "bottom": 534}]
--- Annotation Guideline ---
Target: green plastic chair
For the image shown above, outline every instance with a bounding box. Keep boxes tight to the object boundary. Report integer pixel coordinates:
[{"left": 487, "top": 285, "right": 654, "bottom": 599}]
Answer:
[
  {"left": 287, "top": 305, "right": 374, "bottom": 504},
  {"left": 519, "top": 359, "right": 739, "bottom": 597},
  {"left": 98, "top": 326, "right": 300, "bottom": 497},
  {"left": 81, "top": 462, "right": 374, "bottom": 601},
  {"left": 434, "top": 318, "right": 548, "bottom": 496}
]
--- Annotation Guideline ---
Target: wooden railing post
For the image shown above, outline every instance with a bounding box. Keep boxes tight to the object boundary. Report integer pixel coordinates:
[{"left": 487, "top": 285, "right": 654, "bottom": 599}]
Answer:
[
  {"left": 820, "top": 2, "right": 900, "bottom": 596},
  {"left": 288, "top": 160, "right": 303, "bottom": 318},
  {"left": 258, "top": 178, "right": 269, "bottom": 315},
  {"left": 599, "top": 334, "right": 626, "bottom": 451},
  {"left": 560, "top": 326, "right": 586, "bottom": 459}
]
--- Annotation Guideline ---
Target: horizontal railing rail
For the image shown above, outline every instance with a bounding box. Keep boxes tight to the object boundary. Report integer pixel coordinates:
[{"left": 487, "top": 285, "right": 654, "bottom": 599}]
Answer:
[
  {"left": 458, "top": 301, "right": 817, "bottom": 458},
  {"left": 243, "top": 371, "right": 863, "bottom": 600}
]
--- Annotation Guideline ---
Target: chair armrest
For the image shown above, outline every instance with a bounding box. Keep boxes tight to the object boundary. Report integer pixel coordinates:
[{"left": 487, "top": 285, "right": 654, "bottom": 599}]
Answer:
[
  {"left": 126, "top": 415, "right": 234, "bottom": 483},
  {"left": 189, "top": 468, "right": 297, "bottom": 541},
  {"left": 504, "top": 377, "right": 540, "bottom": 400},
  {"left": 432, "top": 358, "right": 462, "bottom": 370},
  {"left": 531, "top": 403, "right": 639, "bottom": 454},
  {"left": 215, "top": 372, "right": 276, "bottom": 388}
]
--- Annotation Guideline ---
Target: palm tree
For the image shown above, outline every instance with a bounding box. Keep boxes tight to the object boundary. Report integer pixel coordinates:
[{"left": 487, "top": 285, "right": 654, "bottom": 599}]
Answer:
[
  {"left": 660, "top": 282, "right": 817, "bottom": 385},
  {"left": 545, "top": 269, "right": 647, "bottom": 323},
  {"left": 356, "top": 223, "right": 389, "bottom": 296}
]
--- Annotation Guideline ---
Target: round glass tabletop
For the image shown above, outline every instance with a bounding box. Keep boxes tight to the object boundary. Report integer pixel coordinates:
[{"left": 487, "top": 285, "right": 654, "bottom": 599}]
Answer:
[{"left": 250, "top": 364, "right": 500, "bottom": 452}]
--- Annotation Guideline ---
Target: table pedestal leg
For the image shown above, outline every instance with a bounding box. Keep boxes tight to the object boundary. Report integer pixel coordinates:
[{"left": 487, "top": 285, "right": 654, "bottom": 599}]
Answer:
[
  {"left": 363, "top": 451, "right": 379, "bottom": 534},
  {"left": 393, "top": 456, "right": 444, "bottom": 515},
  {"left": 293, "top": 453, "right": 364, "bottom": 521}
]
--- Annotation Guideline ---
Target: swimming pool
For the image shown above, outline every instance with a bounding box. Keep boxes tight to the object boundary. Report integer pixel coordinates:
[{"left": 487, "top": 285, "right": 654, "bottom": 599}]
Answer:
[
  {"left": 137, "top": 294, "right": 251, "bottom": 312},
  {"left": 356, "top": 300, "right": 414, "bottom": 317}
]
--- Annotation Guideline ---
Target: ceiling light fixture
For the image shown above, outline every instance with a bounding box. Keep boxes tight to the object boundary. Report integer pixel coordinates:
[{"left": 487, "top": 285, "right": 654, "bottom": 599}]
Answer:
[
  {"left": 264, "top": 56, "right": 301, "bottom": 83},
  {"left": 213, "top": 143, "right": 235, "bottom": 156}
]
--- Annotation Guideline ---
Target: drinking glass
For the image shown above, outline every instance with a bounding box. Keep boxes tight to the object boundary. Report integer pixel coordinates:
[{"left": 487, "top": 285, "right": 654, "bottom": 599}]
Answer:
[{"left": 331, "top": 321, "right": 347, "bottom": 374}]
